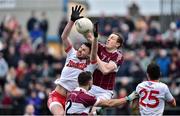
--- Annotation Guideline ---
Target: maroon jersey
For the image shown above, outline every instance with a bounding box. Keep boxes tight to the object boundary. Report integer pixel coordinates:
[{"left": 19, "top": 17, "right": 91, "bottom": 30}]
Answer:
[
  {"left": 65, "top": 87, "right": 97, "bottom": 115},
  {"left": 93, "top": 43, "right": 123, "bottom": 90}
]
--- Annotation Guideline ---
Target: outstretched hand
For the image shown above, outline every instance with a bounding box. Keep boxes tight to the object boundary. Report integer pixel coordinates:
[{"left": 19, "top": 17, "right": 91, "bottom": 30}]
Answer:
[
  {"left": 126, "top": 91, "right": 139, "bottom": 102},
  {"left": 71, "top": 5, "right": 84, "bottom": 22},
  {"left": 86, "top": 32, "right": 94, "bottom": 40}
]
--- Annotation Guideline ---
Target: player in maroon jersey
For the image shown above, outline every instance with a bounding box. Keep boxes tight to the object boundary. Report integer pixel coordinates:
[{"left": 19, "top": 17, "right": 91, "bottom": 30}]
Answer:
[
  {"left": 86, "top": 27, "right": 124, "bottom": 100},
  {"left": 65, "top": 71, "right": 138, "bottom": 115},
  {"left": 85, "top": 24, "right": 124, "bottom": 114}
]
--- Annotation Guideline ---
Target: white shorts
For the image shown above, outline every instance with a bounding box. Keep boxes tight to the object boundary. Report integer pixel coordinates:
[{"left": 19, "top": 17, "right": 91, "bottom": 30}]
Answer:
[
  {"left": 88, "top": 85, "right": 113, "bottom": 100},
  {"left": 54, "top": 78, "right": 78, "bottom": 92}
]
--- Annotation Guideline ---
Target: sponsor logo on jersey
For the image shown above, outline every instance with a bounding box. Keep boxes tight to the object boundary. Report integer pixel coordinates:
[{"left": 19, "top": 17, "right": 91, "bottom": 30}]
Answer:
[{"left": 66, "top": 60, "right": 87, "bottom": 70}]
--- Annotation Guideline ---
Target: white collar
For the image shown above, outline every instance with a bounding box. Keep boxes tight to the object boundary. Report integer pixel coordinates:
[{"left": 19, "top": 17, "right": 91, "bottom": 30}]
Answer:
[{"left": 74, "top": 87, "right": 87, "bottom": 93}]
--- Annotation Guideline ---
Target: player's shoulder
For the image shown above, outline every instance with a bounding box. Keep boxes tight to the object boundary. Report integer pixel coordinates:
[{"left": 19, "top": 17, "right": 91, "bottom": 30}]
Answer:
[
  {"left": 79, "top": 92, "right": 96, "bottom": 101},
  {"left": 137, "top": 81, "right": 147, "bottom": 86},
  {"left": 66, "top": 46, "right": 76, "bottom": 54},
  {"left": 116, "top": 50, "right": 123, "bottom": 58},
  {"left": 75, "top": 87, "right": 95, "bottom": 98},
  {"left": 66, "top": 47, "right": 78, "bottom": 58},
  {"left": 136, "top": 81, "right": 153, "bottom": 88},
  {"left": 141, "top": 81, "right": 166, "bottom": 85},
  {"left": 158, "top": 81, "right": 168, "bottom": 88},
  {"left": 98, "top": 42, "right": 105, "bottom": 47}
]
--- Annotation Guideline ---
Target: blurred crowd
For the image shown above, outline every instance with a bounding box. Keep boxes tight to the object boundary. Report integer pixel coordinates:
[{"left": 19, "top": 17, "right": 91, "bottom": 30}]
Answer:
[
  {"left": 0, "top": 11, "right": 65, "bottom": 115},
  {"left": 0, "top": 10, "right": 180, "bottom": 115}
]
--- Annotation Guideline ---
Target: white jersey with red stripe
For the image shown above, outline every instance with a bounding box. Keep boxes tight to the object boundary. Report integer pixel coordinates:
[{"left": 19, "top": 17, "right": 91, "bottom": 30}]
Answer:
[
  {"left": 136, "top": 81, "right": 174, "bottom": 116},
  {"left": 55, "top": 47, "right": 97, "bottom": 92}
]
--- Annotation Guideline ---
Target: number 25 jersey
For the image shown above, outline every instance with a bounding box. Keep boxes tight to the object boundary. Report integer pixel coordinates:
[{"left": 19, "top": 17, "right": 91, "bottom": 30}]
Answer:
[{"left": 136, "top": 81, "right": 174, "bottom": 116}]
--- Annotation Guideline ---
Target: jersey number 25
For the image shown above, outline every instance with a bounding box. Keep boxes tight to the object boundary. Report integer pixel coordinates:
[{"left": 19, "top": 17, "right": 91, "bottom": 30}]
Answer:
[{"left": 139, "top": 88, "right": 160, "bottom": 108}]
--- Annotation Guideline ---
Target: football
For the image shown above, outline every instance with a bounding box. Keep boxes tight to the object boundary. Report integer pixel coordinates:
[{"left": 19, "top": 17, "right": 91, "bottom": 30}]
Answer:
[{"left": 75, "top": 17, "right": 93, "bottom": 34}]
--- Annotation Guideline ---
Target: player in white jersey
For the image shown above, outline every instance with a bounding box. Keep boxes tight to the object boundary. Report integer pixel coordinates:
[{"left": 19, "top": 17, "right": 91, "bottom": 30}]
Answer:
[
  {"left": 47, "top": 5, "right": 97, "bottom": 115},
  {"left": 66, "top": 71, "right": 138, "bottom": 115},
  {"left": 136, "top": 62, "right": 176, "bottom": 116}
]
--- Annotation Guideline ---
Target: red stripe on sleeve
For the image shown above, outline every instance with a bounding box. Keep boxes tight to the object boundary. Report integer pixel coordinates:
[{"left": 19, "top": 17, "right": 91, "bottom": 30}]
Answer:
[
  {"left": 65, "top": 45, "right": 72, "bottom": 53},
  {"left": 90, "top": 60, "right": 97, "bottom": 64},
  {"left": 167, "top": 99, "right": 175, "bottom": 104}
]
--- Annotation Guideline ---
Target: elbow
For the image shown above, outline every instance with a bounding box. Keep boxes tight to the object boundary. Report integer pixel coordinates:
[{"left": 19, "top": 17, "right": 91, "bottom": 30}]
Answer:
[
  {"left": 61, "top": 34, "right": 66, "bottom": 40},
  {"left": 102, "top": 71, "right": 109, "bottom": 75},
  {"left": 108, "top": 104, "right": 114, "bottom": 107},
  {"left": 171, "top": 102, "right": 176, "bottom": 107},
  {"left": 107, "top": 102, "right": 117, "bottom": 107},
  {"left": 98, "top": 67, "right": 110, "bottom": 75},
  {"left": 98, "top": 64, "right": 114, "bottom": 75},
  {"left": 101, "top": 70, "right": 110, "bottom": 75},
  {"left": 172, "top": 104, "right": 176, "bottom": 107},
  {"left": 104, "top": 103, "right": 113, "bottom": 107},
  {"left": 170, "top": 103, "right": 176, "bottom": 107},
  {"left": 169, "top": 99, "right": 176, "bottom": 107},
  {"left": 100, "top": 101, "right": 114, "bottom": 107},
  {"left": 61, "top": 30, "right": 68, "bottom": 40}
]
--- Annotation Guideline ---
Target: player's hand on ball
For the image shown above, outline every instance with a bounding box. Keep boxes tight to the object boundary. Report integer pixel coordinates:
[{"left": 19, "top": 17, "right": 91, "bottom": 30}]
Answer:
[
  {"left": 86, "top": 32, "right": 94, "bottom": 41},
  {"left": 126, "top": 91, "right": 139, "bottom": 102},
  {"left": 71, "top": 5, "right": 84, "bottom": 22}
]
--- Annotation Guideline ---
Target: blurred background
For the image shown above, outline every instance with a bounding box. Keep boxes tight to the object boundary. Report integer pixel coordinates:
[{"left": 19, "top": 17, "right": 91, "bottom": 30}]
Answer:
[{"left": 0, "top": 0, "right": 180, "bottom": 115}]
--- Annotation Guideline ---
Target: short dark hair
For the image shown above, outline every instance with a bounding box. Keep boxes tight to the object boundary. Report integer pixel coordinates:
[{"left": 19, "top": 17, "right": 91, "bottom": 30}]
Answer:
[
  {"left": 147, "top": 62, "right": 160, "bottom": 80},
  {"left": 113, "top": 33, "right": 124, "bottom": 49},
  {"left": 82, "top": 42, "right": 91, "bottom": 51},
  {"left": 78, "top": 71, "right": 92, "bottom": 86}
]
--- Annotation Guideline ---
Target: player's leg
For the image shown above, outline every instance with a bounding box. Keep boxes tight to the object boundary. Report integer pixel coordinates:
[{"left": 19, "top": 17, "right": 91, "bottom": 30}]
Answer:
[
  {"left": 47, "top": 86, "right": 67, "bottom": 115},
  {"left": 89, "top": 85, "right": 113, "bottom": 114},
  {"left": 48, "top": 101, "right": 64, "bottom": 115}
]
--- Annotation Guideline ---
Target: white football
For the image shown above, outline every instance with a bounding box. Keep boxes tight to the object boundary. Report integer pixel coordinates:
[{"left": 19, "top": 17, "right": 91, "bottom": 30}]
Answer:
[{"left": 75, "top": 17, "right": 93, "bottom": 34}]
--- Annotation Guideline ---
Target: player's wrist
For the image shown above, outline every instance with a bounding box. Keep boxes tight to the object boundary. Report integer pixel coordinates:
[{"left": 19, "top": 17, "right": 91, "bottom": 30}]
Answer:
[
  {"left": 71, "top": 15, "right": 78, "bottom": 22},
  {"left": 125, "top": 96, "right": 131, "bottom": 102}
]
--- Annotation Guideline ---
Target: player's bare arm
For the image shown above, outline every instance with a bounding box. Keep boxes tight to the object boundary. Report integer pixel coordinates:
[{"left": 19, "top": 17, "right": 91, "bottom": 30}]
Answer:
[
  {"left": 88, "top": 22, "right": 98, "bottom": 63},
  {"left": 96, "top": 91, "right": 138, "bottom": 107},
  {"left": 97, "top": 98, "right": 127, "bottom": 107},
  {"left": 86, "top": 32, "right": 97, "bottom": 63},
  {"left": 61, "top": 5, "right": 84, "bottom": 51},
  {"left": 83, "top": 32, "right": 94, "bottom": 42},
  {"left": 61, "top": 21, "right": 74, "bottom": 50},
  {"left": 97, "top": 57, "right": 117, "bottom": 75},
  {"left": 167, "top": 98, "right": 176, "bottom": 107}
]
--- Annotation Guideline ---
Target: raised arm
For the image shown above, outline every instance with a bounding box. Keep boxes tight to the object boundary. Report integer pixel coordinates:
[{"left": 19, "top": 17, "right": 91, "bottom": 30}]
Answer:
[
  {"left": 61, "top": 21, "right": 74, "bottom": 50},
  {"left": 91, "top": 37, "right": 98, "bottom": 63},
  {"left": 61, "top": 5, "right": 84, "bottom": 51},
  {"left": 83, "top": 22, "right": 98, "bottom": 43},
  {"left": 90, "top": 22, "right": 98, "bottom": 63},
  {"left": 86, "top": 32, "right": 98, "bottom": 63}
]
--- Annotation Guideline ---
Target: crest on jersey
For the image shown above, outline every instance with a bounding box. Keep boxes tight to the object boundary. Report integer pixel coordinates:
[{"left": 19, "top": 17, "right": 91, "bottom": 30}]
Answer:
[
  {"left": 147, "top": 81, "right": 153, "bottom": 86},
  {"left": 117, "top": 53, "right": 123, "bottom": 62}
]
